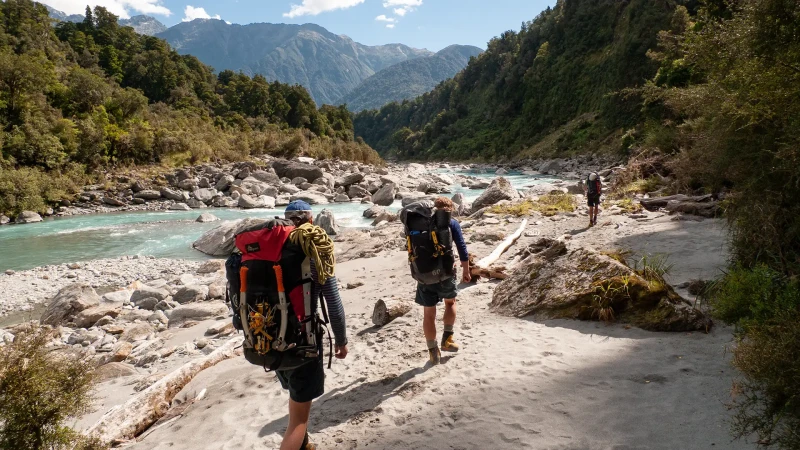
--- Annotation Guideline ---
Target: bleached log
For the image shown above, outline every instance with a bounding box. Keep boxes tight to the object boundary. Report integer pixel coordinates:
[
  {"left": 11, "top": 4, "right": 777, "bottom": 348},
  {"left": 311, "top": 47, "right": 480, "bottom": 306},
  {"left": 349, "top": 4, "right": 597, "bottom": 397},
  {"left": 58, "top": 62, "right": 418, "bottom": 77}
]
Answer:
[
  {"left": 372, "top": 298, "right": 413, "bottom": 326},
  {"left": 471, "top": 267, "right": 509, "bottom": 280},
  {"left": 476, "top": 219, "right": 528, "bottom": 269},
  {"left": 87, "top": 336, "right": 244, "bottom": 445}
]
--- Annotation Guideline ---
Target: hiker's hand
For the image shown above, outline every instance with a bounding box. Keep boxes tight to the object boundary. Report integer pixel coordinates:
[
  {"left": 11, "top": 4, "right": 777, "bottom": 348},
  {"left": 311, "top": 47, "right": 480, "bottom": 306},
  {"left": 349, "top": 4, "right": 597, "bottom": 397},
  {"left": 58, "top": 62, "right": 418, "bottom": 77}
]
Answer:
[
  {"left": 462, "top": 268, "right": 472, "bottom": 284},
  {"left": 335, "top": 345, "right": 348, "bottom": 359}
]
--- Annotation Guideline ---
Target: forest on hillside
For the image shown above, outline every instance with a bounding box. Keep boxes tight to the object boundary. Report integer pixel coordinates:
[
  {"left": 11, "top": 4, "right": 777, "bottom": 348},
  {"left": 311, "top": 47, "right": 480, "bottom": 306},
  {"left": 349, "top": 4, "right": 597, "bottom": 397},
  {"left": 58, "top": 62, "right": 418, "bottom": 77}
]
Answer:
[
  {"left": 354, "top": 0, "right": 689, "bottom": 160},
  {"left": 0, "top": 0, "right": 380, "bottom": 216}
]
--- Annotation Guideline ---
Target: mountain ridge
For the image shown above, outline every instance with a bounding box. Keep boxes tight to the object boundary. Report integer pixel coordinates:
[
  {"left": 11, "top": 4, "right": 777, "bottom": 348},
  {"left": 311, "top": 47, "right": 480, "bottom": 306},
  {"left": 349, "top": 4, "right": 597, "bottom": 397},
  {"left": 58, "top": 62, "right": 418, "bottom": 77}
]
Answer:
[
  {"left": 156, "top": 19, "right": 434, "bottom": 105},
  {"left": 337, "top": 44, "right": 483, "bottom": 112}
]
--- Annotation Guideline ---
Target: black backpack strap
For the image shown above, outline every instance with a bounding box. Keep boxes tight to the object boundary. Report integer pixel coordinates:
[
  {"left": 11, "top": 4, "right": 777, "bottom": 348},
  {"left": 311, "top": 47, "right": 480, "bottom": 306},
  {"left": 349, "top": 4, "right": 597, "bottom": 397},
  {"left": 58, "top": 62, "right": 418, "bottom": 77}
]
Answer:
[{"left": 318, "top": 293, "right": 333, "bottom": 369}]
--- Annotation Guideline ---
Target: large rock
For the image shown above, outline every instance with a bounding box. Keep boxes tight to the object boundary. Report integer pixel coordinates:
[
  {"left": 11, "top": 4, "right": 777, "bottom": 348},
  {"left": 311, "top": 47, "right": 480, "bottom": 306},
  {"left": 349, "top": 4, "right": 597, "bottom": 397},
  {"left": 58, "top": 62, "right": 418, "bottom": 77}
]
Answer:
[
  {"left": 15, "top": 211, "right": 43, "bottom": 223},
  {"left": 161, "top": 188, "right": 189, "bottom": 202},
  {"left": 196, "top": 213, "right": 219, "bottom": 223},
  {"left": 168, "top": 301, "right": 229, "bottom": 327},
  {"left": 193, "top": 188, "right": 218, "bottom": 204},
  {"left": 372, "top": 183, "right": 397, "bottom": 206},
  {"left": 0, "top": 215, "right": 9, "bottom": 225},
  {"left": 102, "top": 289, "right": 133, "bottom": 303},
  {"left": 251, "top": 170, "right": 281, "bottom": 185},
  {"left": 74, "top": 302, "right": 123, "bottom": 328},
  {"left": 133, "top": 190, "right": 161, "bottom": 200},
  {"left": 241, "top": 178, "right": 279, "bottom": 197},
  {"left": 336, "top": 173, "right": 365, "bottom": 187},
  {"left": 490, "top": 239, "right": 712, "bottom": 331},
  {"left": 215, "top": 175, "right": 235, "bottom": 191},
  {"left": 95, "top": 362, "right": 138, "bottom": 382},
  {"left": 272, "top": 160, "right": 324, "bottom": 181},
  {"left": 238, "top": 194, "right": 262, "bottom": 209},
  {"left": 348, "top": 185, "right": 369, "bottom": 198},
  {"left": 290, "top": 192, "right": 329, "bottom": 205},
  {"left": 192, "top": 218, "right": 267, "bottom": 256},
  {"left": 363, "top": 205, "right": 386, "bottom": 219},
  {"left": 102, "top": 196, "right": 125, "bottom": 207},
  {"left": 169, "top": 203, "right": 191, "bottom": 211},
  {"left": 130, "top": 285, "right": 170, "bottom": 303},
  {"left": 197, "top": 259, "right": 225, "bottom": 274},
  {"left": 539, "top": 159, "right": 563, "bottom": 174},
  {"left": 173, "top": 285, "right": 209, "bottom": 304},
  {"left": 119, "top": 323, "right": 154, "bottom": 343},
  {"left": 41, "top": 284, "right": 100, "bottom": 326},
  {"left": 471, "top": 177, "right": 520, "bottom": 210},
  {"left": 315, "top": 209, "right": 339, "bottom": 236}
]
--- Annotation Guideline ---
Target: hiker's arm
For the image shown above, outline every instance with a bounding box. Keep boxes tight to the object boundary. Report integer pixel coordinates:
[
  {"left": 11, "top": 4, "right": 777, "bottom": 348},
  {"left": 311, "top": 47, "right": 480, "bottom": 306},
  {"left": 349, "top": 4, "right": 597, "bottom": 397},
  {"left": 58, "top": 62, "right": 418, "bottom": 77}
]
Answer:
[
  {"left": 311, "top": 261, "right": 348, "bottom": 347},
  {"left": 449, "top": 220, "right": 469, "bottom": 262}
]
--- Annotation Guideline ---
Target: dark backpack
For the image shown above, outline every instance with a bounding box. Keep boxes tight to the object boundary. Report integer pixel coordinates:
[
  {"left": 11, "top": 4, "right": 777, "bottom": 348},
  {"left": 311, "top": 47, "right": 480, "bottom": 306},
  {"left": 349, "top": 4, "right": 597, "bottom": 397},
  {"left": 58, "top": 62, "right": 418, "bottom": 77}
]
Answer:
[
  {"left": 587, "top": 174, "right": 601, "bottom": 195},
  {"left": 400, "top": 201, "right": 456, "bottom": 285},
  {"left": 225, "top": 219, "right": 330, "bottom": 371}
]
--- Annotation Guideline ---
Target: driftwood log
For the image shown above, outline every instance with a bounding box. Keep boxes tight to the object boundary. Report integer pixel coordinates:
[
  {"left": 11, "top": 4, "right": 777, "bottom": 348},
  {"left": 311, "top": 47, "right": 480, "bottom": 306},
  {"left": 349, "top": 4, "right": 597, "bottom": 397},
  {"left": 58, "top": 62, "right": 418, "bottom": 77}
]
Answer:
[
  {"left": 372, "top": 298, "right": 413, "bottom": 326},
  {"left": 87, "top": 336, "right": 244, "bottom": 445},
  {"left": 470, "top": 219, "right": 528, "bottom": 281},
  {"left": 476, "top": 219, "right": 528, "bottom": 269}
]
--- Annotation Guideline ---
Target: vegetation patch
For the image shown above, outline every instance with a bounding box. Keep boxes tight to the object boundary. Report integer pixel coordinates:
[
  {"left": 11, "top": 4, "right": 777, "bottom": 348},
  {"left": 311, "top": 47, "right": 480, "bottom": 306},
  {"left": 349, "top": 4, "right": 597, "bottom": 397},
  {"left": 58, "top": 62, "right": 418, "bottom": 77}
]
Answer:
[
  {"left": 489, "top": 193, "right": 576, "bottom": 217},
  {"left": 0, "top": 326, "right": 104, "bottom": 450}
]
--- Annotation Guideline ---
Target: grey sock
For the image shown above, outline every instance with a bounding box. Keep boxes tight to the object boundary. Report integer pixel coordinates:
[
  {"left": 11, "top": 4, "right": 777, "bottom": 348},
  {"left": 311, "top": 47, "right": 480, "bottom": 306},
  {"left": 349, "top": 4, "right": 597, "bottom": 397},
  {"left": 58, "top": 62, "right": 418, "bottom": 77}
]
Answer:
[
  {"left": 427, "top": 339, "right": 438, "bottom": 350},
  {"left": 443, "top": 324, "right": 454, "bottom": 333}
]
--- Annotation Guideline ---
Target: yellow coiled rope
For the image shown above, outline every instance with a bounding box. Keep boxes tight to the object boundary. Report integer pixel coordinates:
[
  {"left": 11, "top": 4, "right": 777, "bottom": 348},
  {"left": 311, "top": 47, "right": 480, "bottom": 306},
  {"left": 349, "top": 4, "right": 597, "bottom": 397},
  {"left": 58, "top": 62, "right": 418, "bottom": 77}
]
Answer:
[{"left": 289, "top": 223, "right": 335, "bottom": 285}]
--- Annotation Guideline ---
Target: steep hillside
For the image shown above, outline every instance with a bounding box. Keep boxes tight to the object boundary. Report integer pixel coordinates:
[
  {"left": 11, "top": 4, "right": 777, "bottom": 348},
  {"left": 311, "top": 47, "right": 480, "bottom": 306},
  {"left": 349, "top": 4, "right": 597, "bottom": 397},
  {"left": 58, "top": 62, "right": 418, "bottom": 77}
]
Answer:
[
  {"left": 338, "top": 45, "right": 483, "bottom": 112},
  {"left": 157, "top": 20, "right": 432, "bottom": 105},
  {"left": 354, "top": 0, "right": 685, "bottom": 160}
]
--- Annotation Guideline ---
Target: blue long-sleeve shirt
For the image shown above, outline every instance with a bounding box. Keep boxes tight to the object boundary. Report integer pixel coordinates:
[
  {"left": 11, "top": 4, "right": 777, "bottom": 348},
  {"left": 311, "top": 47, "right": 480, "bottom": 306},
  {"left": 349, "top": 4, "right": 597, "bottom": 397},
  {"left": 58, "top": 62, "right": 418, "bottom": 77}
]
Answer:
[
  {"left": 310, "top": 260, "right": 347, "bottom": 347},
  {"left": 450, "top": 219, "right": 469, "bottom": 262}
]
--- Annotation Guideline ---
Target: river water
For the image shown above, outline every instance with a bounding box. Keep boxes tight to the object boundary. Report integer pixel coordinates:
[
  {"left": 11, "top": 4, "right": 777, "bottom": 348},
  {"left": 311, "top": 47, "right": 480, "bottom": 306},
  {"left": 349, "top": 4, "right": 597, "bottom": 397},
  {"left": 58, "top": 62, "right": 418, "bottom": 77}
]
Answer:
[{"left": 0, "top": 170, "right": 557, "bottom": 272}]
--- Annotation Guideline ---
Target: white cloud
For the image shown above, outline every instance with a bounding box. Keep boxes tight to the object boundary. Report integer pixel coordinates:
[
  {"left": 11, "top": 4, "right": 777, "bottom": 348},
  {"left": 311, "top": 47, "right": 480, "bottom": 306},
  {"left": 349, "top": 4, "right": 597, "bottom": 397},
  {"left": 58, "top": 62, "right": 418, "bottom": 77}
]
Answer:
[
  {"left": 393, "top": 7, "right": 408, "bottom": 16},
  {"left": 45, "top": 0, "right": 171, "bottom": 19},
  {"left": 283, "top": 0, "right": 366, "bottom": 18},
  {"left": 386, "top": 23, "right": 395, "bottom": 28},
  {"left": 382, "top": 0, "right": 422, "bottom": 7},
  {"left": 183, "top": 5, "right": 221, "bottom": 21},
  {"left": 375, "top": 14, "right": 395, "bottom": 22}
]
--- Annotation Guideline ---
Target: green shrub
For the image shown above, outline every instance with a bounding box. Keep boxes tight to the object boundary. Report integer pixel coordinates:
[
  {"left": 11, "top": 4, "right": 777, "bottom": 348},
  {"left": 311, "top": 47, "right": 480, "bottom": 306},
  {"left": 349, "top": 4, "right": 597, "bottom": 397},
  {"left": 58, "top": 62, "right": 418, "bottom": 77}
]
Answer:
[
  {"left": 709, "top": 265, "right": 800, "bottom": 330},
  {"left": 0, "top": 164, "right": 91, "bottom": 217},
  {"left": 730, "top": 311, "right": 800, "bottom": 449},
  {"left": 0, "top": 326, "right": 104, "bottom": 450}
]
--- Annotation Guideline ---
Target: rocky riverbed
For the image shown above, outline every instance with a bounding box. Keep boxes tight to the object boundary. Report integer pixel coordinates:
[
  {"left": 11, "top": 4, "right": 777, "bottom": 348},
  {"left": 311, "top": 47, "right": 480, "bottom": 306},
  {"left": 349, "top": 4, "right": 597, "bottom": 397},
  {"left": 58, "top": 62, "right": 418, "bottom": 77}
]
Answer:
[{"left": 0, "top": 155, "right": 621, "bottom": 225}]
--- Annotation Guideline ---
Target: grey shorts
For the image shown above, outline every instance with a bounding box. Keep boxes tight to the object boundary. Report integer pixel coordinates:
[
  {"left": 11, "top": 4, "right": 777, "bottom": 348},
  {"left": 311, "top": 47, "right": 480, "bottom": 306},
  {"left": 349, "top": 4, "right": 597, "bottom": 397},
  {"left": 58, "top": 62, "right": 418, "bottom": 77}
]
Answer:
[{"left": 415, "top": 277, "right": 458, "bottom": 307}]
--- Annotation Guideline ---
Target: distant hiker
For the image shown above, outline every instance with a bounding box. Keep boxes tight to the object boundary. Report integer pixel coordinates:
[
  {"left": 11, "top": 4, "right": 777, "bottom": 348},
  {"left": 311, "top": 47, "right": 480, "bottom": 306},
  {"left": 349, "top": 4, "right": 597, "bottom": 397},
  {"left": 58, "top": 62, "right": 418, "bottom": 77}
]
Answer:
[
  {"left": 401, "top": 197, "right": 471, "bottom": 365},
  {"left": 225, "top": 200, "right": 348, "bottom": 450},
  {"left": 585, "top": 172, "right": 603, "bottom": 226}
]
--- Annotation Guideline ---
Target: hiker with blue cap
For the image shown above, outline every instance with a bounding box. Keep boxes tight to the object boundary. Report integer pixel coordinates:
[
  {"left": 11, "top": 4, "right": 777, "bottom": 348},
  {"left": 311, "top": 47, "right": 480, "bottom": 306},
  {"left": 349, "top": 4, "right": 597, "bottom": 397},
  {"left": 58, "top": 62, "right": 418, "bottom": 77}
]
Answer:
[
  {"left": 278, "top": 200, "right": 348, "bottom": 450},
  {"left": 227, "top": 199, "right": 347, "bottom": 450}
]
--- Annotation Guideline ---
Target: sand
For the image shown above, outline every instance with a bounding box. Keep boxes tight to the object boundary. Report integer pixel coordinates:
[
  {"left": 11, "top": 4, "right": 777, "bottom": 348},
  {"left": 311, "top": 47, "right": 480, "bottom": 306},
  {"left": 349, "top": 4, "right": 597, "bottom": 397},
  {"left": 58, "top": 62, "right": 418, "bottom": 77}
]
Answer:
[{"left": 86, "top": 211, "right": 752, "bottom": 450}]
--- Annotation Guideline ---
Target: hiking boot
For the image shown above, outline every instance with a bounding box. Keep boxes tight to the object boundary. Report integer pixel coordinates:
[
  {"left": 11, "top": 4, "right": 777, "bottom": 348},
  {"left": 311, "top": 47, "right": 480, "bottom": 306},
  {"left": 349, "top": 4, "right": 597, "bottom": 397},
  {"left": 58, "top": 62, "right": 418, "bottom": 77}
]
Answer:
[
  {"left": 302, "top": 433, "right": 316, "bottom": 450},
  {"left": 441, "top": 335, "right": 459, "bottom": 352},
  {"left": 428, "top": 346, "right": 441, "bottom": 365}
]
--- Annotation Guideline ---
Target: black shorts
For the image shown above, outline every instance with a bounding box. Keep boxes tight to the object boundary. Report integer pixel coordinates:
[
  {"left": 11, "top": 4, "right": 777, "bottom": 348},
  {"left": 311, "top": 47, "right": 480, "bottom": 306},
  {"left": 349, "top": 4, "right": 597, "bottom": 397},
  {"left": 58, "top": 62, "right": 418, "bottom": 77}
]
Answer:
[
  {"left": 587, "top": 194, "right": 601, "bottom": 207},
  {"left": 276, "top": 357, "right": 324, "bottom": 403},
  {"left": 415, "top": 276, "right": 458, "bottom": 307}
]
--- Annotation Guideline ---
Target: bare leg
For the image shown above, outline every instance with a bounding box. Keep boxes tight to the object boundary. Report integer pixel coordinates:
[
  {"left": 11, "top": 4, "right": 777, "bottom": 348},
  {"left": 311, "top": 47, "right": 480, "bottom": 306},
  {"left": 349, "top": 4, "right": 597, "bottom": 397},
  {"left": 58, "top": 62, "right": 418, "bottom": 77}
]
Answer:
[
  {"left": 443, "top": 299, "right": 456, "bottom": 327},
  {"left": 280, "top": 399, "right": 312, "bottom": 450},
  {"left": 423, "top": 306, "right": 437, "bottom": 341}
]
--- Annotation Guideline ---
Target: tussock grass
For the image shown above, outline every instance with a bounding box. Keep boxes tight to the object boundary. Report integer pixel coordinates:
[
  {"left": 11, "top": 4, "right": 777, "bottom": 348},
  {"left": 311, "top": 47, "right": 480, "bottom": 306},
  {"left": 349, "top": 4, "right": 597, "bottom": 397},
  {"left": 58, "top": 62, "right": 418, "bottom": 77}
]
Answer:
[{"left": 489, "top": 193, "right": 577, "bottom": 217}]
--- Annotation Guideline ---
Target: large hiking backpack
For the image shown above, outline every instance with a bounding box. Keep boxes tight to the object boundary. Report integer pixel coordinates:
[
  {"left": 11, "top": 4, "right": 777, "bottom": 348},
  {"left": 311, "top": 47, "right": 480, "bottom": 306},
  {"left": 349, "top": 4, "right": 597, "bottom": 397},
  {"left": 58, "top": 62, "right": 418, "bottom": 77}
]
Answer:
[
  {"left": 225, "top": 219, "right": 331, "bottom": 371},
  {"left": 586, "top": 174, "right": 601, "bottom": 196},
  {"left": 400, "top": 201, "right": 456, "bottom": 285}
]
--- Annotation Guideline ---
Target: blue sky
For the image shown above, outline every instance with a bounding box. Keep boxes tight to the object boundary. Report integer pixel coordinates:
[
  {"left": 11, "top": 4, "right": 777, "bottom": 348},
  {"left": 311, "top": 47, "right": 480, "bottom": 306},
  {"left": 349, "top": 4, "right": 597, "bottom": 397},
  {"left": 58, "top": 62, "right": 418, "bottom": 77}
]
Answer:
[{"left": 46, "top": 0, "right": 556, "bottom": 51}]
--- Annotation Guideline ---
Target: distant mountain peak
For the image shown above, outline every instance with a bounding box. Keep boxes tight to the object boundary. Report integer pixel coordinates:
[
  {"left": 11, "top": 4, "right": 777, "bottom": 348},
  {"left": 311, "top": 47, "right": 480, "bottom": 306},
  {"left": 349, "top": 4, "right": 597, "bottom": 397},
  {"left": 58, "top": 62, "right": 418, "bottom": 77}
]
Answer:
[{"left": 337, "top": 44, "right": 483, "bottom": 112}]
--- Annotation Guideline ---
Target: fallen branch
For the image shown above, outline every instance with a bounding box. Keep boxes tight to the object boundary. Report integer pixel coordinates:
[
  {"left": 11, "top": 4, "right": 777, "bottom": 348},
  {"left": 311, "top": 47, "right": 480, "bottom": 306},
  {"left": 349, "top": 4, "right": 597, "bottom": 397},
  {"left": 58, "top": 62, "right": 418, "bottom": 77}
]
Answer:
[
  {"left": 372, "top": 298, "right": 413, "bottom": 326},
  {"left": 87, "top": 336, "right": 244, "bottom": 445},
  {"left": 476, "top": 219, "right": 528, "bottom": 269}
]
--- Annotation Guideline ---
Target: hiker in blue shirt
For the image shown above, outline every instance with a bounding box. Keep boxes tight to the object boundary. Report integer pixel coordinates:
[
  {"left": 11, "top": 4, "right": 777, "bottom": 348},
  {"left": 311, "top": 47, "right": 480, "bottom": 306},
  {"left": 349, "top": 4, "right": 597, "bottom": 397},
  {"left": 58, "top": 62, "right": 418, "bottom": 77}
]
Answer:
[{"left": 414, "top": 197, "right": 471, "bottom": 364}]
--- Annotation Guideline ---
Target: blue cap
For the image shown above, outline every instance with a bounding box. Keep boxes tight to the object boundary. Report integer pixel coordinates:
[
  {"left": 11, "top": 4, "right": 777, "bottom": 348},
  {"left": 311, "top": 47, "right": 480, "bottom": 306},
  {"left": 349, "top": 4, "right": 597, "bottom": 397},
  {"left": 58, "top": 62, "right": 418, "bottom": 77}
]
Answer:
[{"left": 285, "top": 200, "right": 312, "bottom": 212}]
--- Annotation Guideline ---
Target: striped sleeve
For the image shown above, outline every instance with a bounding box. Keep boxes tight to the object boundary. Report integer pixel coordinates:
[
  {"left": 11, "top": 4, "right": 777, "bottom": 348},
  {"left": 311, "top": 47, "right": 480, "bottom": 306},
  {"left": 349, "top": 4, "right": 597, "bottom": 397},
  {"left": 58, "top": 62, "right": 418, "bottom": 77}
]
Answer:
[{"left": 311, "top": 260, "right": 348, "bottom": 347}]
